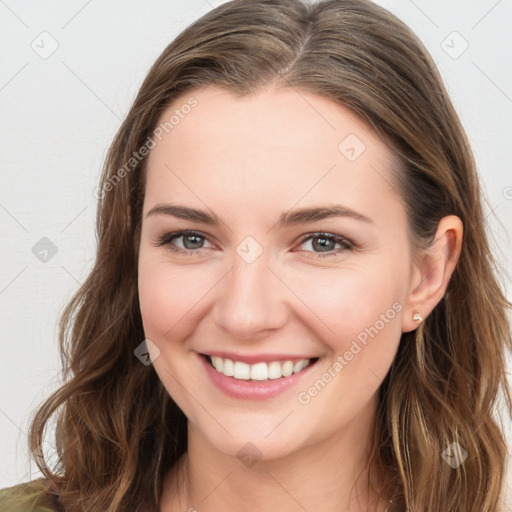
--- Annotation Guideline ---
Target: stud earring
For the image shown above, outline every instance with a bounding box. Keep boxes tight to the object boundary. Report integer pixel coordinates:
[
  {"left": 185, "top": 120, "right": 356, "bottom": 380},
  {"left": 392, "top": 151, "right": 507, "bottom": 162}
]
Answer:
[{"left": 413, "top": 311, "right": 423, "bottom": 323}]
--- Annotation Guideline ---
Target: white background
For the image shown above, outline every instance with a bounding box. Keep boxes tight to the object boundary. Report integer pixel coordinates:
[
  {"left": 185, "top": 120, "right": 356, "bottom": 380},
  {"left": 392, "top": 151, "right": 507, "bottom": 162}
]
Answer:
[{"left": 1, "top": 0, "right": 511, "bottom": 506}]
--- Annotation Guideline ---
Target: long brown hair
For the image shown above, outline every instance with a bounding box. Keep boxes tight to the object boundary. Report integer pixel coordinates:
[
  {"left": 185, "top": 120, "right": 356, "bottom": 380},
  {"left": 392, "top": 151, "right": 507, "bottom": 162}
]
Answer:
[{"left": 27, "top": 0, "right": 512, "bottom": 510}]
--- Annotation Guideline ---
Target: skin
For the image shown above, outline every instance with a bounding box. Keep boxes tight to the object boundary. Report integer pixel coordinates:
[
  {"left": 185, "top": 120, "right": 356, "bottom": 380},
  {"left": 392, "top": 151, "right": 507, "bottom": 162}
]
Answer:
[{"left": 137, "top": 84, "right": 463, "bottom": 512}]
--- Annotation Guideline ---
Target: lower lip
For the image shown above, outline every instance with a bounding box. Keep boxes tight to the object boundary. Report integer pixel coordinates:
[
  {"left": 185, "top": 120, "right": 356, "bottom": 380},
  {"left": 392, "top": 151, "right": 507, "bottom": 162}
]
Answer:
[{"left": 199, "top": 353, "right": 318, "bottom": 400}]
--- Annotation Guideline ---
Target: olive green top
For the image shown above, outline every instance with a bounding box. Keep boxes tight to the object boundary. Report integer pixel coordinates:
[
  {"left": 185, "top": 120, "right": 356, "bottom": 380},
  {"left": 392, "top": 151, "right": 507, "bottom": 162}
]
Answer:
[{"left": 0, "top": 478, "right": 58, "bottom": 512}]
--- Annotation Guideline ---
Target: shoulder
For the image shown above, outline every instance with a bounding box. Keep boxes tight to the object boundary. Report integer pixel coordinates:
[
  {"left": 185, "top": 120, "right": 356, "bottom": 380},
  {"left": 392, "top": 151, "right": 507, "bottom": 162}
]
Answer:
[{"left": 0, "top": 478, "right": 59, "bottom": 512}]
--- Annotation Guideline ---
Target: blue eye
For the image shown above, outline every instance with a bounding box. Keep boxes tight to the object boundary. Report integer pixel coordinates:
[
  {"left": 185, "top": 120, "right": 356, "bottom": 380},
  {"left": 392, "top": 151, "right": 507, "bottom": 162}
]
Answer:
[
  {"left": 153, "top": 230, "right": 213, "bottom": 256},
  {"left": 153, "top": 230, "right": 355, "bottom": 258},
  {"left": 296, "top": 232, "right": 355, "bottom": 258}
]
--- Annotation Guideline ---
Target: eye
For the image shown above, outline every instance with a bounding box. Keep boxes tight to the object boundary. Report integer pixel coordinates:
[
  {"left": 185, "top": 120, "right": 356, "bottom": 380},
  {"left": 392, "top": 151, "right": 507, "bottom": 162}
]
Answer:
[
  {"left": 153, "top": 230, "right": 356, "bottom": 258},
  {"left": 295, "top": 232, "right": 355, "bottom": 258},
  {"left": 153, "top": 230, "right": 214, "bottom": 256}
]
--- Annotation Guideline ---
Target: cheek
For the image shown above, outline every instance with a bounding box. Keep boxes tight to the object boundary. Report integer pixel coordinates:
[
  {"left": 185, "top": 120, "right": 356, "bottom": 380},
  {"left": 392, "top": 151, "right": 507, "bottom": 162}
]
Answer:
[
  {"left": 138, "top": 256, "right": 201, "bottom": 339},
  {"left": 294, "top": 266, "right": 402, "bottom": 337},
  {"left": 293, "top": 270, "right": 404, "bottom": 414},
  {"left": 137, "top": 257, "right": 202, "bottom": 408}
]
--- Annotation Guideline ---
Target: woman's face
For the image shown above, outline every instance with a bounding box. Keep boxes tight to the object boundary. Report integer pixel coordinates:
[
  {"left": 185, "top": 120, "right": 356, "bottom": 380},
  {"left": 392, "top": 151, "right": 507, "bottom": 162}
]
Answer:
[{"left": 138, "top": 85, "right": 415, "bottom": 461}]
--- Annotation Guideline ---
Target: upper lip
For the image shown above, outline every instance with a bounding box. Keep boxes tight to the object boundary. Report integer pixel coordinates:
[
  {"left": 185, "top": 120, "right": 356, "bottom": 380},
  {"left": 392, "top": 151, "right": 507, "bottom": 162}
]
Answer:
[{"left": 200, "top": 351, "right": 319, "bottom": 364}]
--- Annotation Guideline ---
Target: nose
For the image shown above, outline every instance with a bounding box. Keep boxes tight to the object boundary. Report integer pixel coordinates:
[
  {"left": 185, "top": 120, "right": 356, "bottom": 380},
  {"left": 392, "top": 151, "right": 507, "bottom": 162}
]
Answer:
[{"left": 211, "top": 249, "right": 289, "bottom": 342}]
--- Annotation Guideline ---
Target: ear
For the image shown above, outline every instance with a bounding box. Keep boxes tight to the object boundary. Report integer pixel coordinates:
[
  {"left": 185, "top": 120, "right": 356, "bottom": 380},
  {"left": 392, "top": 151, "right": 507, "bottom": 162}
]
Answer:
[{"left": 402, "top": 215, "right": 463, "bottom": 333}]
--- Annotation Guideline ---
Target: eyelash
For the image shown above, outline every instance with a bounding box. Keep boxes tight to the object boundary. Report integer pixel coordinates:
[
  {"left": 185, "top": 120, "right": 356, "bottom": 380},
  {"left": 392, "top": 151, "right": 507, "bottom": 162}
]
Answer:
[{"left": 153, "top": 230, "right": 356, "bottom": 258}]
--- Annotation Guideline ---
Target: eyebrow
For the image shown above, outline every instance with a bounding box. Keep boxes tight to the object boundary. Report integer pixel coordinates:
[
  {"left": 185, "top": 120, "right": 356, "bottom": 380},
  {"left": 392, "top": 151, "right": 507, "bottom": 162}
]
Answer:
[{"left": 145, "top": 203, "right": 374, "bottom": 227}]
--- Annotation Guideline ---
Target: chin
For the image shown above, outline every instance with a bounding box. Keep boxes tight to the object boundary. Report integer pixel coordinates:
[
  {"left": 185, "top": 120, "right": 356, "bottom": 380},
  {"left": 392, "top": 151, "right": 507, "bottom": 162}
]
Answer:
[{"left": 193, "top": 417, "right": 314, "bottom": 464}]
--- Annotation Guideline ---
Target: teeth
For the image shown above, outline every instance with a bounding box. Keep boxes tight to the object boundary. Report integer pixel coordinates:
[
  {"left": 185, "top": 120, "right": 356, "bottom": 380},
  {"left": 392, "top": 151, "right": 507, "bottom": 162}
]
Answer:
[
  {"left": 233, "top": 361, "right": 250, "bottom": 380},
  {"left": 223, "top": 358, "right": 234, "bottom": 377},
  {"left": 282, "top": 361, "right": 294, "bottom": 377},
  {"left": 268, "top": 361, "right": 282, "bottom": 379},
  {"left": 209, "top": 356, "right": 312, "bottom": 381},
  {"left": 250, "top": 362, "right": 268, "bottom": 381},
  {"left": 293, "top": 360, "right": 304, "bottom": 373}
]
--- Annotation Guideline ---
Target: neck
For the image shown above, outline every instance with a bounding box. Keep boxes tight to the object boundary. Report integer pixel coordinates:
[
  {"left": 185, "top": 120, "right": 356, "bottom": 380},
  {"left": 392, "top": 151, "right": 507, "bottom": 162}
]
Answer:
[{"left": 161, "top": 397, "right": 391, "bottom": 512}]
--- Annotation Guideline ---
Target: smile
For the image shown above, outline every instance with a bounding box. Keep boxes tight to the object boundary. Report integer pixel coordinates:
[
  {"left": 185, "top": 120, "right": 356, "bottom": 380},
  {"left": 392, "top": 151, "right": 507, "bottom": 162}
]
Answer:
[{"left": 204, "top": 354, "right": 318, "bottom": 381}]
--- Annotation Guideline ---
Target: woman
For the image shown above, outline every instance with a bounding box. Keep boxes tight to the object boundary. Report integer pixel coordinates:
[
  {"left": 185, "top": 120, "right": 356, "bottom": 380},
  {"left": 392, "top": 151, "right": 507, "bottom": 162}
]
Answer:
[{"left": 1, "top": 0, "right": 510, "bottom": 511}]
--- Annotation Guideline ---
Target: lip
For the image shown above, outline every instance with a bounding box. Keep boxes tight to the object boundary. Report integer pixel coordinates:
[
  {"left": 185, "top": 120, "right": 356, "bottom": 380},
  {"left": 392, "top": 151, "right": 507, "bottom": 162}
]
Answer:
[
  {"left": 201, "top": 351, "right": 317, "bottom": 365},
  {"left": 198, "top": 352, "right": 319, "bottom": 400}
]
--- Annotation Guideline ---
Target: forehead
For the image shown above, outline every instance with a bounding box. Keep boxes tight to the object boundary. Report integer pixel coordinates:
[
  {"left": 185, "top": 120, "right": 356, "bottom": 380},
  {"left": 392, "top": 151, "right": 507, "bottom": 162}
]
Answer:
[{"left": 144, "top": 85, "right": 403, "bottom": 227}]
